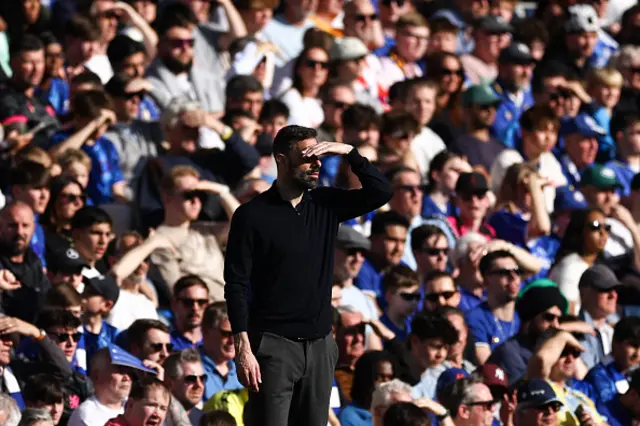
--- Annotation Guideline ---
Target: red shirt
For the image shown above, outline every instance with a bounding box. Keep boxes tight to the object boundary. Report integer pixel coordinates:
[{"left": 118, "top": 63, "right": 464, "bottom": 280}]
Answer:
[{"left": 104, "top": 415, "right": 128, "bottom": 426}]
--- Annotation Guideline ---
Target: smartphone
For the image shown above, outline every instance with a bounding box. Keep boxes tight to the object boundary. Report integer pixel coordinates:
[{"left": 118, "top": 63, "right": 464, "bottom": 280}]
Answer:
[{"left": 574, "top": 404, "right": 585, "bottom": 419}]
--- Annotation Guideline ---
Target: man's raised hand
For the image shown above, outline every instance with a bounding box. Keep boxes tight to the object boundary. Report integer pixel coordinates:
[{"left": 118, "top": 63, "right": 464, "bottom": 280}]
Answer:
[{"left": 302, "top": 142, "right": 354, "bottom": 158}]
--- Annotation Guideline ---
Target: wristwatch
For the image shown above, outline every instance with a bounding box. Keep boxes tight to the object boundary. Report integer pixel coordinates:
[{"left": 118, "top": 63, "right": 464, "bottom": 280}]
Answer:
[
  {"left": 34, "top": 329, "right": 47, "bottom": 341},
  {"left": 436, "top": 410, "right": 450, "bottom": 421},
  {"left": 220, "top": 125, "right": 233, "bottom": 141}
]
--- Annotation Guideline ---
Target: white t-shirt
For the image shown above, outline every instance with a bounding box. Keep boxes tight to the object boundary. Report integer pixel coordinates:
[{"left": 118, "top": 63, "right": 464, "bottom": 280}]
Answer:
[
  {"left": 549, "top": 253, "right": 589, "bottom": 312},
  {"left": 605, "top": 217, "right": 633, "bottom": 258},
  {"left": 67, "top": 396, "right": 123, "bottom": 426},
  {"left": 106, "top": 290, "right": 158, "bottom": 331},
  {"left": 412, "top": 127, "right": 446, "bottom": 177},
  {"left": 280, "top": 88, "right": 324, "bottom": 129},
  {"left": 340, "top": 286, "right": 379, "bottom": 321},
  {"left": 84, "top": 54, "right": 114, "bottom": 85}
]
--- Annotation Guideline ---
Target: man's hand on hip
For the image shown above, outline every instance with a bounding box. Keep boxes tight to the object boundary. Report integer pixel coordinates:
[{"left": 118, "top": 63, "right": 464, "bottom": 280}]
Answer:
[
  {"left": 302, "top": 142, "right": 354, "bottom": 158},
  {"left": 235, "top": 332, "right": 262, "bottom": 392}
]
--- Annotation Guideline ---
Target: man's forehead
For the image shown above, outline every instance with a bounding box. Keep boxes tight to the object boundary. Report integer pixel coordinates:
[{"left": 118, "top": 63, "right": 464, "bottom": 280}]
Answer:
[
  {"left": 294, "top": 138, "right": 318, "bottom": 153},
  {"left": 181, "top": 361, "right": 204, "bottom": 375}
]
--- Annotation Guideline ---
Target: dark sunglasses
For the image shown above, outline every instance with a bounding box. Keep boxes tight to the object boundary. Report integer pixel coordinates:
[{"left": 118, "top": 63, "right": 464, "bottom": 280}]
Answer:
[
  {"left": 304, "top": 59, "right": 329, "bottom": 70},
  {"left": 420, "top": 247, "right": 449, "bottom": 257},
  {"left": 329, "top": 100, "right": 351, "bottom": 109},
  {"left": 487, "top": 268, "right": 522, "bottom": 278},
  {"left": 48, "top": 332, "right": 82, "bottom": 343},
  {"left": 98, "top": 10, "right": 119, "bottom": 19},
  {"left": 460, "top": 191, "right": 487, "bottom": 201},
  {"left": 586, "top": 220, "right": 611, "bottom": 232},
  {"left": 560, "top": 347, "right": 581, "bottom": 359},
  {"left": 342, "top": 323, "right": 366, "bottom": 336},
  {"left": 184, "top": 374, "right": 208, "bottom": 385},
  {"left": 219, "top": 328, "right": 233, "bottom": 339},
  {"left": 382, "top": 0, "right": 406, "bottom": 5},
  {"left": 346, "top": 248, "right": 366, "bottom": 257},
  {"left": 167, "top": 38, "right": 195, "bottom": 49},
  {"left": 541, "top": 312, "right": 561, "bottom": 323},
  {"left": 424, "top": 291, "right": 457, "bottom": 303},
  {"left": 60, "top": 193, "right": 86, "bottom": 204},
  {"left": 466, "top": 400, "right": 497, "bottom": 410},
  {"left": 441, "top": 68, "right": 464, "bottom": 77},
  {"left": 356, "top": 13, "right": 379, "bottom": 22},
  {"left": 179, "top": 297, "right": 209, "bottom": 308},
  {"left": 124, "top": 91, "right": 146, "bottom": 100},
  {"left": 149, "top": 342, "right": 174, "bottom": 353},
  {"left": 535, "top": 402, "right": 562, "bottom": 413},
  {"left": 181, "top": 190, "right": 207, "bottom": 201},
  {"left": 630, "top": 67, "right": 640, "bottom": 75},
  {"left": 396, "top": 184, "right": 426, "bottom": 193},
  {"left": 549, "top": 87, "right": 573, "bottom": 101},
  {"left": 399, "top": 292, "right": 421, "bottom": 302}
]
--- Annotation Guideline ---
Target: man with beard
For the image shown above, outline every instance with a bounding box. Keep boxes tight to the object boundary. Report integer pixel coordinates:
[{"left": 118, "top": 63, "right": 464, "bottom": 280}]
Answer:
[
  {"left": 225, "top": 125, "right": 392, "bottom": 426},
  {"left": 199, "top": 302, "right": 243, "bottom": 401},
  {"left": 170, "top": 276, "right": 210, "bottom": 350},
  {"left": 466, "top": 250, "right": 521, "bottom": 365},
  {"left": 0, "top": 202, "right": 51, "bottom": 324},
  {"left": 164, "top": 349, "right": 206, "bottom": 425}
]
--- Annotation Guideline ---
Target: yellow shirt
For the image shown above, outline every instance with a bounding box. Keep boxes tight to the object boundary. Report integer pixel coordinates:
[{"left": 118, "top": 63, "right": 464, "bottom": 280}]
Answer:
[{"left": 549, "top": 382, "right": 605, "bottom": 426}]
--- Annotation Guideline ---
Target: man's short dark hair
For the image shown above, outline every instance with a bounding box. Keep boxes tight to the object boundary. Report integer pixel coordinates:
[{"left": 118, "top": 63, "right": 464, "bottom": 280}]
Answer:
[
  {"left": 200, "top": 410, "right": 238, "bottom": 426},
  {"left": 388, "top": 80, "right": 410, "bottom": 105},
  {"left": 10, "top": 34, "right": 44, "bottom": 56},
  {"left": 411, "top": 224, "right": 446, "bottom": 252},
  {"left": 71, "top": 206, "right": 113, "bottom": 231},
  {"left": 65, "top": 14, "right": 101, "bottom": 42},
  {"left": 424, "top": 270, "right": 453, "bottom": 285},
  {"left": 513, "top": 18, "right": 549, "bottom": 46},
  {"left": 382, "top": 264, "right": 420, "bottom": 294},
  {"left": 259, "top": 99, "right": 290, "bottom": 122},
  {"left": 23, "top": 374, "right": 64, "bottom": 405},
  {"left": 614, "top": 317, "right": 640, "bottom": 344},
  {"left": 439, "top": 376, "right": 484, "bottom": 416},
  {"left": 610, "top": 111, "right": 640, "bottom": 140},
  {"left": 70, "top": 70, "right": 103, "bottom": 87},
  {"left": 520, "top": 105, "right": 559, "bottom": 132},
  {"left": 225, "top": 75, "right": 264, "bottom": 102},
  {"left": 342, "top": 104, "right": 381, "bottom": 132},
  {"left": 129, "top": 377, "right": 170, "bottom": 401},
  {"left": 10, "top": 161, "right": 50, "bottom": 188},
  {"left": 126, "top": 319, "right": 170, "bottom": 350},
  {"left": 155, "top": 3, "right": 198, "bottom": 35},
  {"left": 479, "top": 250, "right": 517, "bottom": 277},
  {"left": 380, "top": 111, "right": 420, "bottom": 138},
  {"left": 35, "top": 308, "right": 81, "bottom": 330},
  {"left": 164, "top": 348, "right": 202, "bottom": 380},
  {"left": 382, "top": 402, "right": 430, "bottom": 426},
  {"left": 202, "top": 301, "right": 229, "bottom": 331},
  {"left": 410, "top": 312, "right": 458, "bottom": 344},
  {"left": 272, "top": 125, "right": 317, "bottom": 156},
  {"left": 370, "top": 211, "right": 410, "bottom": 236},
  {"left": 173, "top": 274, "right": 209, "bottom": 298},
  {"left": 531, "top": 60, "right": 574, "bottom": 94},
  {"left": 71, "top": 90, "right": 113, "bottom": 120},
  {"left": 107, "top": 34, "right": 145, "bottom": 69}
]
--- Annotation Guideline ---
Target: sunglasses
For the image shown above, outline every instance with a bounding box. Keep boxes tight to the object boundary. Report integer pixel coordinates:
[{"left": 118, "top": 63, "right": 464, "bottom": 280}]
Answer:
[
  {"left": 424, "top": 291, "right": 457, "bottom": 303},
  {"left": 97, "top": 10, "right": 119, "bottom": 19},
  {"left": 342, "top": 323, "right": 366, "bottom": 336},
  {"left": 586, "top": 221, "right": 611, "bottom": 232},
  {"left": 167, "top": 38, "right": 195, "bottom": 49},
  {"left": 466, "top": 400, "right": 497, "bottom": 410},
  {"left": 184, "top": 374, "right": 208, "bottom": 385},
  {"left": 329, "top": 100, "right": 351, "bottom": 109},
  {"left": 631, "top": 67, "right": 640, "bottom": 75},
  {"left": 382, "top": 0, "right": 406, "bottom": 5},
  {"left": 541, "top": 312, "right": 561, "bottom": 323},
  {"left": 124, "top": 91, "right": 146, "bottom": 100},
  {"left": 48, "top": 332, "right": 82, "bottom": 343},
  {"left": 149, "top": 342, "right": 174, "bottom": 353},
  {"left": 346, "top": 248, "right": 365, "bottom": 257},
  {"left": 181, "top": 190, "right": 207, "bottom": 201},
  {"left": 304, "top": 59, "right": 329, "bottom": 70},
  {"left": 179, "top": 297, "right": 209, "bottom": 308},
  {"left": 487, "top": 268, "right": 522, "bottom": 278},
  {"left": 219, "top": 328, "right": 233, "bottom": 339},
  {"left": 533, "top": 402, "right": 562, "bottom": 414},
  {"left": 560, "top": 347, "right": 581, "bottom": 359},
  {"left": 398, "top": 292, "right": 421, "bottom": 302},
  {"left": 460, "top": 191, "right": 487, "bottom": 201},
  {"left": 396, "top": 184, "right": 426, "bottom": 193},
  {"left": 60, "top": 193, "right": 86, "bottom": 204},
  {"left": 441, "top": 68, "right": 464, "bottom": 77},
  {"left": 356, "top": 13, "right": 379, "bottom": 22},
  {"left": 420, "top": 247, "right": 449, "bottom": 257}
]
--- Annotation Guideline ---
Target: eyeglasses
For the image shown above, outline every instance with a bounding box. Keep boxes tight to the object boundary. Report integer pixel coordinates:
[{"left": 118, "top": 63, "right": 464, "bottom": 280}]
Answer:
[
  {"left": 48, "top": 332, "right": 82, "bottom": 343},
  {"left": 346, "top": 248, "right": 365, "bottom": 257},
  {"left": 218, "top": 328, "right": 233, "bottom": 339},
  {"left": 60, "top": 193, "right": 86, "bottom": 204},
  {"left": 167, "top": 38, "right": 195, "bottom": 49},
  {"left": 586, "top": 221, "right": 611, "bottom": 232},
  {"left": 342, "top": 323, "right": 366, "bottom": 336},
  {"left": 541, "top": 312, "right": 561, "bottom": 323},
  {"left": 329, "top": 100, "right": 352, "bottom": 109},
  {"left": 533, "top": 402, "right": 563, "bottom": 414},
  {"left": 356, "top": 13, "right": 379, "bottom": 23},
  {"left": 184, "top": 374, "right": 208, "bottom": 385},
  {"left": 180, "top": 190, "right": 207, "bottom": 201},
  {"left": 179, "top": 297, "right": 209, "bottom": 308},
  {"left": 398, "top": 292, "right": 421, "bottom": 302},
  {"left": 304, "top": 59, "right": 329, "bottom": 70},
  {"left": 460, "top": 191, "right": 488, "bottom": 201},
  {"left": 395, "top": 184, "right": 426, "bottom": 194},
  {"left": 399, "top": 31, "right": 429, "bottom": 42},
  {"left": 124, "top": 91, "right": 146, "bottom": 100},
  {"left": 382, "top": 0, "right": 405, "bottom": 6},
  {"left": 441, "top": 68, "right": 464, "bottom": 77},
  {"left": 465, "top": 400, "right": 497, "bottom": 410},
  {"left": 424, "top": 291, "right": 457, "bottom": 303},
  {"left": 560, "top": 347, "right": 581, "bottom": 359},
  {"left": 420, "top": 247, "right": 449, "bottom": 257},
  {"left": 97, "top": 10, "right": 119, "bottom": 20},
  {"left": 630, "top": 67, "right": 640, "bottom": 75},
  {"left": 487, "top": 268, "right": 522, "bottom": 278},
  {"left": 149, "top": 342, "right": 174, "bottom": 353}
]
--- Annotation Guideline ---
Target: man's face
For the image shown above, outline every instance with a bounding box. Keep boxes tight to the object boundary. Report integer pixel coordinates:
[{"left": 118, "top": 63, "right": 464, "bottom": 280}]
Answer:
[
  {"left": 173, "top": 285, "right": 210, "bottom": 331},
  {"left": 32, "top": 400, "right": 64, "bottom": 425},
  {"left": 455, "top": 0, "right": 489, "bottom": 19},
  {"left": 530, "top": 306, "right": 562, "bottom": 336},
  {"left": 446, "top": 313, "right": 467, "bottom": 361},
  {"left": 387, "top": 284, "right": 420, "bottom": 317},
  {"left": 370, "top": 225, "right": 407, "bottom": 266},
  {"left": 334, "top": 247, "right": 366, "bottom": 281},
  {"left": 141, "top": 329, "right": 172, "bottom": 364},
  {"left": 582, "top": 186, "right": 618, "bottom": 216},
  {"left": 565, "top": 31, "right": 597, "bottom": 59},
  {"left": 180, "top": 0, "right": 211, "bottom": 24},
  {"left": 623, "top": 122, "right": 640, "bottom": 155},
  {"left": 116, "top": 89, "right": 144, "bottom": 121},
  {"left": 424, "top": 276, "right": 460, "bottom": 311},
  {"left": 73, "top": 223, "right": 113, "bottom": 263},
  {"left": 405, "top": 86, "right": 436, "bottom": 127},
  {"left": 161, "top": 26, "right": 195, "bottom": 73},
  {"left": 119, "top": 52, "right": 146, "bottom": 78},
  {"left": 277, "top": 139, "right": 322, "bottom": 190},
  {"left": 613, "top": 339, "right": 640, "bottom": 372},
  {"left": 229, "top": 91, "right": 263, "bottom": 120},
  {"left": 484, "top": 257, "right": 521, "bottom": 304},
  {"left": 14, "top": 185, "right": 50, "bottom": 215},
  {"left": 337, "top": 311, "right": 365, "bottom": 365},
  {"left": 343, "top": 123, "right": 380, "bottom": 147},
  {"left": 520, "top": 402, "right": 561, "bottom": 426},
  {"left": 48, "top": 327, "right": 80, "bottom": 362},
  {"left": 474, "top": 29, "right": 502, "bottom": 60},
  {"left": 456, "top": 191, "right": 490, "bottom": 222},
  {"left": 0, "top": 205, "right": 35, "bottom": 257},
  {"left": 0, "top": 336, "right": 12, "bottom": 366},
  {"left": 104, "top": 364, "right": 134, "bottom": 401},
  {"left": 428, "top": 30, "right": 458, "bottom": 55},
  {"left": 260, "top": 115, "right": 288, "bottom": 140},
  {"left": 13, "top": 49, "right": 45, "bottom": 88},
  {"left": 396, "top": 25, "right": 429, "bottom": 63},
  {"left": 522, "top": 123, "right": 558, "bottom": 157},
  {"left": 470, "top": 104, "right": 497, "bottom": 128},
  {"left": 204, "top": 318, "right": 235, "bottom": 361},
  {"left": 379, "top": 0, "right": 413, "bottom": 26},
  {"left": 418, "top": 337, "right": 448, "bottom": 368},
  {"left": 390, "top": 171, "right": 423, "bottom": 219},
  {"left": 583, "top": 286, "right": 618, "bottom": 318},
  {"left": 125, "top": 387, "right": 170, "bottom": 426},
  {"left": 462, "top": 384, "right": 496, "bottom": 426},
  {"left": 344, "top": 0, "right": 379, "bottom": 45},
  {"left": 170, "top": 361, "right": 205, "bottom": 410},
  {"left": 94, "top": 0, "right": 119, "bottom": 43},
  {"left": 414, "top": 234, "right": 449, "bottom": 276},
  {"left": 500, "top": 62, "right": 533, "bottom": 91},
  {"left": 240, "top": 7, "right": 273, "bottom": 35},
  {"left": 565, "top": 134, "right": 598, "bottom": 169},
  {"left": 323, "top": 87, "right": 356, "bottom": 128},
  {"left": 166, "top": 175, "right": 202, "bottom": 222},
  {"left": 550, "top": 346, "right": 579, "bottom": 381}
]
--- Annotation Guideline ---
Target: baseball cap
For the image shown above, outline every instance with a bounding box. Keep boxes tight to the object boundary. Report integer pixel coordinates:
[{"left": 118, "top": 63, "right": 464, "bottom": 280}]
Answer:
[
  {"left": 429, "top": 9, "right": 466, "bottom": 29},
  {"left": 565, "top": 4, "right": 600, "bottom": 33},
  {"left": 560, "top": 114, "right": 606, "bottom": 138},
  {"left": 436, "top": 368, "right": 469, "bottom": 398},
  {"left": 462, "top": 84, "right": 501, "bottom": 107},
  {"left": 455, "top": 172, "right": 489, "bottom": 196},
  {"left": 580, "top": 165, "right": 622, "bottom": 190},
  {"left": 107, "top": 344, "right": 157, "bottom": 374},
  {"left": 49, "top": 247, "right": 89, "bottom": 274},
  {"left": 553, "top": 186, "right": 587, "bottom": 213},
  {"left": 336, "top": 225, "right": 371, "bottom": 252},
  {"left": 499, "top": 42, "right": 534, "bottom": 65},
  {"left": 480, "top": 363, "right": 509, "bottom": 389},
  {"left": 330, "top": 37, "right": 369, "bottom": 62},
  {"left": 516, "top": 378, "right": 562, "bottom": 410},
  {"left": 83, "top": 275, "right": 120, "bottom": 303},
  {"left": 579, "top": 264, "right": 621, "bottom": 291},
  {"left": 476, "top": 15, "right": 513, "bottom": 34}
]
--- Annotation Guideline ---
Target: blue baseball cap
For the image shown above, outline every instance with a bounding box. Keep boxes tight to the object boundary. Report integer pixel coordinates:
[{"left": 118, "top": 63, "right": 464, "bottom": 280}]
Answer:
[
  {"left": 516, "top": 378, "right": 562, "bottom": 410},
  {"left": 560, "top": 114, "right": 606, "bottom": 138},
  {"left": 554, "top": 185, "right": 587, "bottom": 213},
  {"left": 430, "top": 10, "right": 466, "bottom": 29},
  {"left": 436, "top": 368, "right": 469, "bottom": 398},
  {"left": 107, "top": 344, "right": 157, "bottom": 375}
]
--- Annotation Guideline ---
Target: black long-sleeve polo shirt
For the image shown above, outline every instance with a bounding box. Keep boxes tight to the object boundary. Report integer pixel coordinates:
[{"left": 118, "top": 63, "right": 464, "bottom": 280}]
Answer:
[{"left": 224, "top": 149, "right": 393, "bottom": 340}]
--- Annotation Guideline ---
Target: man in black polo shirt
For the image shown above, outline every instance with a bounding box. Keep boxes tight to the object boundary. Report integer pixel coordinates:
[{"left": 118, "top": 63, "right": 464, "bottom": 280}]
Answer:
[
  {"left": 225, "top": 125, "right": 392, "bottom": 426},
  {"left": 0, "top": 35, "right": 60, "bottom": 150}
]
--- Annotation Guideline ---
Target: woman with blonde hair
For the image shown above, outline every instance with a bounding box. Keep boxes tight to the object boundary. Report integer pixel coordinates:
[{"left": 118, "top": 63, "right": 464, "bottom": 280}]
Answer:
[{"left": 586, "top": 67, "right": 624, "bottom": 161}]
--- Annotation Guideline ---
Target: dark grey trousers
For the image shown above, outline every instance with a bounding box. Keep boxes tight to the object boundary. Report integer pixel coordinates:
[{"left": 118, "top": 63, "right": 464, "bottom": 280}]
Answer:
[{"left": 245, "top": 332, "right": 338, "bottom": 426}]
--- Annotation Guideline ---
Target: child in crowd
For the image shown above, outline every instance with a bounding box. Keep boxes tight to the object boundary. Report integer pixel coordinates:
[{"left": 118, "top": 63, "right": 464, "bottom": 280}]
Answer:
[
  {"left": 380, "top": 264, "right": 421, "bottom": 341},
  {"left": 57, "top": 148, "right": 92, "bottom": 191}
]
